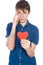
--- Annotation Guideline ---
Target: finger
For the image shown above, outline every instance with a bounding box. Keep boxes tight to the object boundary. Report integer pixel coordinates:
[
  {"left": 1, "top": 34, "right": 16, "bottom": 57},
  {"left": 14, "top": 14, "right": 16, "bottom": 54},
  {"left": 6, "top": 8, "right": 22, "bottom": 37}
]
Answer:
[
  {"left": 21, "top": 43, "right": 26, "bottom": 49},
  {"left": 21, "top": 41, "right": 26, "bottom": 46},
  {"left": 21, "top": 43, "right": 26, "bottom": 48},
  {"left": 21, "top": 39, "right": 28, "bottom": 43},
  {"left": 21, "top": 39, "right": 26, "bottom": 42}
]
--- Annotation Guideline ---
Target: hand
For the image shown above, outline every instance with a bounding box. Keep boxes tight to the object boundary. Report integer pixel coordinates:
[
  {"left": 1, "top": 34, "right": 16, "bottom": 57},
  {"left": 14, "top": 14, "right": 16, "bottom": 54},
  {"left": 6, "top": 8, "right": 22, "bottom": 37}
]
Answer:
[
  {"left": 13, "top": 12, "right": 20, "bottom": 26},
  {"left": 10, "top": 12, "right": 20, "bottom": 35},
  {"left": 21, "top": 39, "right": 30, "bottom": 51}
]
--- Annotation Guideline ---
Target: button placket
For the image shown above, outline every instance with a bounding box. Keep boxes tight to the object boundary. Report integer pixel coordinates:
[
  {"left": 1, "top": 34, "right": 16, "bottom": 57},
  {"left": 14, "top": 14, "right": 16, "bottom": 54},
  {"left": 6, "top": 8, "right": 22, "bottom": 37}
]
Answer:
[
  {"left": 19, "top": 27, "right": 23, "bottom": 65},
  {"left": 19, "top": 49, "right": 22, "bottom": 65},
  {"left": 21, "top": 28, "right": 23, "bottom": 31},
  {"left": 19, "top": 63, "right": 21, "bottom": 65}
]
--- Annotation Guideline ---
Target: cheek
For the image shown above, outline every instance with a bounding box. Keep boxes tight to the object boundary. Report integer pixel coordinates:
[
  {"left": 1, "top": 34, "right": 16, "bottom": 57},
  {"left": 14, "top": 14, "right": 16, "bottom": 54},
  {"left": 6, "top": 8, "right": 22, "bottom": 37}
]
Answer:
[
  {"left": 24, "top": 15, "right": 28, "bottom": 19},
  {"left": 25, "top": 14, "right": 28, "bottom": 18}
]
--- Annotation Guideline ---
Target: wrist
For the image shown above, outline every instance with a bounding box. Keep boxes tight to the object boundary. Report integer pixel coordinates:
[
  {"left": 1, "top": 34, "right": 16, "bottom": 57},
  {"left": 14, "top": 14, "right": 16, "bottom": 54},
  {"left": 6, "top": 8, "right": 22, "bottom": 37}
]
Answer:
[{"left": 13, "top": 20, "right": 18, "bottom": 26}]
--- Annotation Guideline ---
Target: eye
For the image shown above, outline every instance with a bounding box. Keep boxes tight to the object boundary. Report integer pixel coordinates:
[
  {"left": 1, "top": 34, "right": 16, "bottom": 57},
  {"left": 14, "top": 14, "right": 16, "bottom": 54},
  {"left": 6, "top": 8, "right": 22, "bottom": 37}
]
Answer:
[
  {"left": 17, "top": 11, "right": 21, "bottom": 15},
  {"left": 23, "top": 10, "right": 28, "bottom": 14},
  {"left": 23, "top": 10, "right": 27, "bottom": 14},
  {"left": 18, "top": 11, "right": 21, "bottom": 14},
  {"left": 24, "top": 11, "right": 27, "bottom": 13}
]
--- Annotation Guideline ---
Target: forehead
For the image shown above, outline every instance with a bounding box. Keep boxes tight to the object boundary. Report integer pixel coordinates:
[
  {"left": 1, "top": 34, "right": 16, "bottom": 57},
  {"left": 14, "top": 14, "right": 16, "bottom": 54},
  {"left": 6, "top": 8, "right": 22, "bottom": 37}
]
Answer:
[{"left": 16, "top": 9, "right": 28, "bottom": 13}]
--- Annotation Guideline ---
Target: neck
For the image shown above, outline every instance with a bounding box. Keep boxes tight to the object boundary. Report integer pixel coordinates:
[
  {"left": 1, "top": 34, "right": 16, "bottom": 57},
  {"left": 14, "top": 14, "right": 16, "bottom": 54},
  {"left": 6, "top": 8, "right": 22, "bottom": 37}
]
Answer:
[{"left": 20, "top": 20, "right": 27, "bottom": 27}]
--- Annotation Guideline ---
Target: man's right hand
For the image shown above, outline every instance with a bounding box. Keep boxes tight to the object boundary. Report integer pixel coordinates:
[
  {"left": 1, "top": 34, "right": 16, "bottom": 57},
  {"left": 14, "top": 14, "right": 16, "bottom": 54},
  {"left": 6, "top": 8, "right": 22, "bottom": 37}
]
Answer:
[{"left": 13, "top": 13, "right": 20, "bottom": 26}]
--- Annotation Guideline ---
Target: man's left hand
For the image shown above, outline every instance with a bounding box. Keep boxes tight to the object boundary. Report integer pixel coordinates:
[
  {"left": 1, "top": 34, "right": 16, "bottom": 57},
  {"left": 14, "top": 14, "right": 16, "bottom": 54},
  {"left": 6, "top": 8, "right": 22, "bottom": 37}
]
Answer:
[{"left": 21, "top": 39, "right": 30, "bottom": 51}]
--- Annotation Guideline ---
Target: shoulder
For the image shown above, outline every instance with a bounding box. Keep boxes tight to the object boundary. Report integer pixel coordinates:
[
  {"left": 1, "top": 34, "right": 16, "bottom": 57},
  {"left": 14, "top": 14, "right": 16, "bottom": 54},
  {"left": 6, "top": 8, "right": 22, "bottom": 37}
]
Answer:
[
  {"left": 29, "top": 22, "right": 39, "bottom": 32},
  {"left": 7, "top": 22, "right": 13, "bottom": 28},
  {"left": 6, "top": 22, "right": 13, "bottom": 33}
]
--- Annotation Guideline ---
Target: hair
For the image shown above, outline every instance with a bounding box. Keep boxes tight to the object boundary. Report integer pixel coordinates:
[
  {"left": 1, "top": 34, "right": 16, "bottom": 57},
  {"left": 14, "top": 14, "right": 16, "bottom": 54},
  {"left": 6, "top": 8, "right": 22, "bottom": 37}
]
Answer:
[{"left": 15, "top": 0, "right": 30, "bottom": 12}]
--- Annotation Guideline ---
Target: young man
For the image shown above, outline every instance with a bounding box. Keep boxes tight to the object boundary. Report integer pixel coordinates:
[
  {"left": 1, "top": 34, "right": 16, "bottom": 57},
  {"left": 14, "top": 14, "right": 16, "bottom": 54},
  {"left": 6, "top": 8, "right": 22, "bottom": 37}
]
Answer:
[{"left": 6, "top": 0, "right": 39, "bottom": 65}]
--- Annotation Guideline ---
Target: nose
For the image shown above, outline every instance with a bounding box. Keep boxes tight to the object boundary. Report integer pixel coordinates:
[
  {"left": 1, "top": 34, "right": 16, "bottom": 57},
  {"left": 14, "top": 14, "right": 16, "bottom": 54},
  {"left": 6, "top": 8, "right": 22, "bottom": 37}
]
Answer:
[{"left": 20, "top": 14, "right": 24, "bottom": 18}]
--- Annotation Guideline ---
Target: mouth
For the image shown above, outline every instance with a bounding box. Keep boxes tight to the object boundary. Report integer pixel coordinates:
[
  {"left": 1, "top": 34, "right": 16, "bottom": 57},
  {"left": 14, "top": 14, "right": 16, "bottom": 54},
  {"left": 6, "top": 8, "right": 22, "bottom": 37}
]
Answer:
[{"left": 20, "top": 19, "right": 24, "bottom": 20}]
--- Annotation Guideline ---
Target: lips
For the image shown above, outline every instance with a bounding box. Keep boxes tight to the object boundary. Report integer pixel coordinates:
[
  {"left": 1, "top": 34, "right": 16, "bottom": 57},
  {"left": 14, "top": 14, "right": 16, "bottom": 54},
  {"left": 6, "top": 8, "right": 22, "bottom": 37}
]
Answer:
[
  {"left": 21, "top": 19, "right": 24, "bottom": 20},
  {"left": 17, "top": 32, "right": 28, "bottom": 40},
  {"left": 20, "top": 18, "right": 24, "bottom": 20}
]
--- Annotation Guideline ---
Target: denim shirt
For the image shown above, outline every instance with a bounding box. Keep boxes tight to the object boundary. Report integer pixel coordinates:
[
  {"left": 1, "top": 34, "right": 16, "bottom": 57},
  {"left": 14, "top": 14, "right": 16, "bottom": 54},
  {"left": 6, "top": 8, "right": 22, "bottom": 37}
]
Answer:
[{"left": 6, "top": 20, "right": 39, "bottom": 65}]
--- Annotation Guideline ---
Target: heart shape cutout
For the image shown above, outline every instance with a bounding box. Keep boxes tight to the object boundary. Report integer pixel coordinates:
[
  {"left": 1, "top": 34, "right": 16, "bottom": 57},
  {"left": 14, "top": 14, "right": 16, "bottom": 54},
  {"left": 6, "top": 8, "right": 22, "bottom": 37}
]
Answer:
[{"left": 17, "top": 32, "right": 28, "bottom": 40}]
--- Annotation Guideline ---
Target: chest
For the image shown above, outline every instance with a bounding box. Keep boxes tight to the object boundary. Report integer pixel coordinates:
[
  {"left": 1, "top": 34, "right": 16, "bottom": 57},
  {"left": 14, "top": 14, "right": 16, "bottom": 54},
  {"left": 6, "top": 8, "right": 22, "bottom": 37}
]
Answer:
[{"left": 16, "top": 26, "right": 34, "bottom": 42}]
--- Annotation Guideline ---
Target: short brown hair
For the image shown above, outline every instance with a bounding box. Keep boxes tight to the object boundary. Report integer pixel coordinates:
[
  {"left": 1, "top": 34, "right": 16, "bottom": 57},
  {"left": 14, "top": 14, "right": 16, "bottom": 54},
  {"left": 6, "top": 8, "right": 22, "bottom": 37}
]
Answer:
[{"left": 15, "top": 0, "right": 30, "bottom": 12}]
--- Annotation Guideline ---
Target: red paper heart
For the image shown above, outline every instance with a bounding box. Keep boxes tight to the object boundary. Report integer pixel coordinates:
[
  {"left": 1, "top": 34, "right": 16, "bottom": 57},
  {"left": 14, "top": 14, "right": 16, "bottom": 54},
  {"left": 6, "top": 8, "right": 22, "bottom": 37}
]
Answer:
[{"left": 17, "top": 32, "right": 28, "bottom": 40}]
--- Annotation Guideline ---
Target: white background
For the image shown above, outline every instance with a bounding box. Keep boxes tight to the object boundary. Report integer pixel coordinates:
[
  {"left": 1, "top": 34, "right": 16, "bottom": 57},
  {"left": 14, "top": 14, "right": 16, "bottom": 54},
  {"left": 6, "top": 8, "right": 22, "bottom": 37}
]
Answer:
[{"left": 0, "top": 0, "right": 43, "bottom": 65}]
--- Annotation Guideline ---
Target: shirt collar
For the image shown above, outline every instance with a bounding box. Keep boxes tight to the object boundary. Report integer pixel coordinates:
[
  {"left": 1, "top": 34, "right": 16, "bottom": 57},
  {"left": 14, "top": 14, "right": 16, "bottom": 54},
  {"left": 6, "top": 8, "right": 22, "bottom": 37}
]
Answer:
[{"left": 18, "top": 19, "right": 29, "bottom": 28}]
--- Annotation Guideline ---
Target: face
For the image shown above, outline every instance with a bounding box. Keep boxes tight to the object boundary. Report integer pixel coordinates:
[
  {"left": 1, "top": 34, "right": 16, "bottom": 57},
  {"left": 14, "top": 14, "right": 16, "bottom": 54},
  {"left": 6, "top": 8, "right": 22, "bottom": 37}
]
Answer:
[{"left": 16, "top": 9, "right": 30, "bottom": 23}]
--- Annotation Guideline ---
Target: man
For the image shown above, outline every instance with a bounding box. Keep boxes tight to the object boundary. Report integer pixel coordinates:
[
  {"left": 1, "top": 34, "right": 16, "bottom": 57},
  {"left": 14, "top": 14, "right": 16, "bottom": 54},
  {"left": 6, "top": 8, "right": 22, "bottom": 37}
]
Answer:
[{"left": 6, "top": 0, "right": 39, "bottom": 65}]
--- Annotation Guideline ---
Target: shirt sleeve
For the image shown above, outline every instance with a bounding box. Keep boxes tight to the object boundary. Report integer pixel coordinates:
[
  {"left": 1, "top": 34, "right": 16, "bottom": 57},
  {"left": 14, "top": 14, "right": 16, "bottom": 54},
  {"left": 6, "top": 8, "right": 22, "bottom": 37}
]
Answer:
[
  {"left": 32, "top": 27, "right": 39, "bottom": 45},
  {"left": 6, "top": 22, "right": 12, "bottom": 37}
]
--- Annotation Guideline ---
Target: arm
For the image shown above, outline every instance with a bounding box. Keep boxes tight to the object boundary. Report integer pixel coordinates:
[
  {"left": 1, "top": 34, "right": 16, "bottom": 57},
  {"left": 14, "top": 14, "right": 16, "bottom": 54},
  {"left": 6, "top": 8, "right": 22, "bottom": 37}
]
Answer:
[
  {"left": 6, "top": 14, "right": 19, "bottom": 50},
  {"left": 26, "top": 43, "right": 36, "bottom": 57},
  {"left": 21, "top": 39, "right": 36, "bottom": 57},
  {"left": 6, "top": 24, "right": 16, "bottom": 50}
]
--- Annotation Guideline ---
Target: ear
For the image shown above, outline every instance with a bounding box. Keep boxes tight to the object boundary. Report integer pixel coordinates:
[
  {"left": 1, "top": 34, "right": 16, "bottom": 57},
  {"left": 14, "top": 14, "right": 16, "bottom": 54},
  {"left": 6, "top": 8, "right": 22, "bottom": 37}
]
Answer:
[{"left": 28, "top": 11, "right": 30, "bottom": 15}]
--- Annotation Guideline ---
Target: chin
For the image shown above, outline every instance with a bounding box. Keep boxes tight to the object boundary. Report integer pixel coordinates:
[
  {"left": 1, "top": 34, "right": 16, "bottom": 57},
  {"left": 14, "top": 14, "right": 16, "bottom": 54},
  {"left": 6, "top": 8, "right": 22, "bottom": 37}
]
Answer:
[{"left": 20, "top": 20, "right": 25, "bottom": 23}]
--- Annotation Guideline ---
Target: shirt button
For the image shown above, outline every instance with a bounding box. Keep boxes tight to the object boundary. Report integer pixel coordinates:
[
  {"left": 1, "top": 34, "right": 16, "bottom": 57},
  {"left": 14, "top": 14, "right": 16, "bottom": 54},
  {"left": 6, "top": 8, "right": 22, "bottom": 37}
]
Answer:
[
  {"left": 21, "top": 28, "right": 23, "bottom": 31},
  {"left": 20, "top": 49, "right": 22, "bottom": 52},
  {"left": 19, "top": 63, "right": 21, "bottom": 65},
  {"left": 19, "top": 57, "right": 22, "bottom": 59}
]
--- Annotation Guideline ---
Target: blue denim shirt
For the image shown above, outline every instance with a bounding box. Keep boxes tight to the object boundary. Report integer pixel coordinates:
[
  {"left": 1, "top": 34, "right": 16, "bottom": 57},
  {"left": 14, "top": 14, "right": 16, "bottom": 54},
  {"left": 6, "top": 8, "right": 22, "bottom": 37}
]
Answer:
[{"left": 6, "top": 20, "right": 39, "bottom": 65}]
